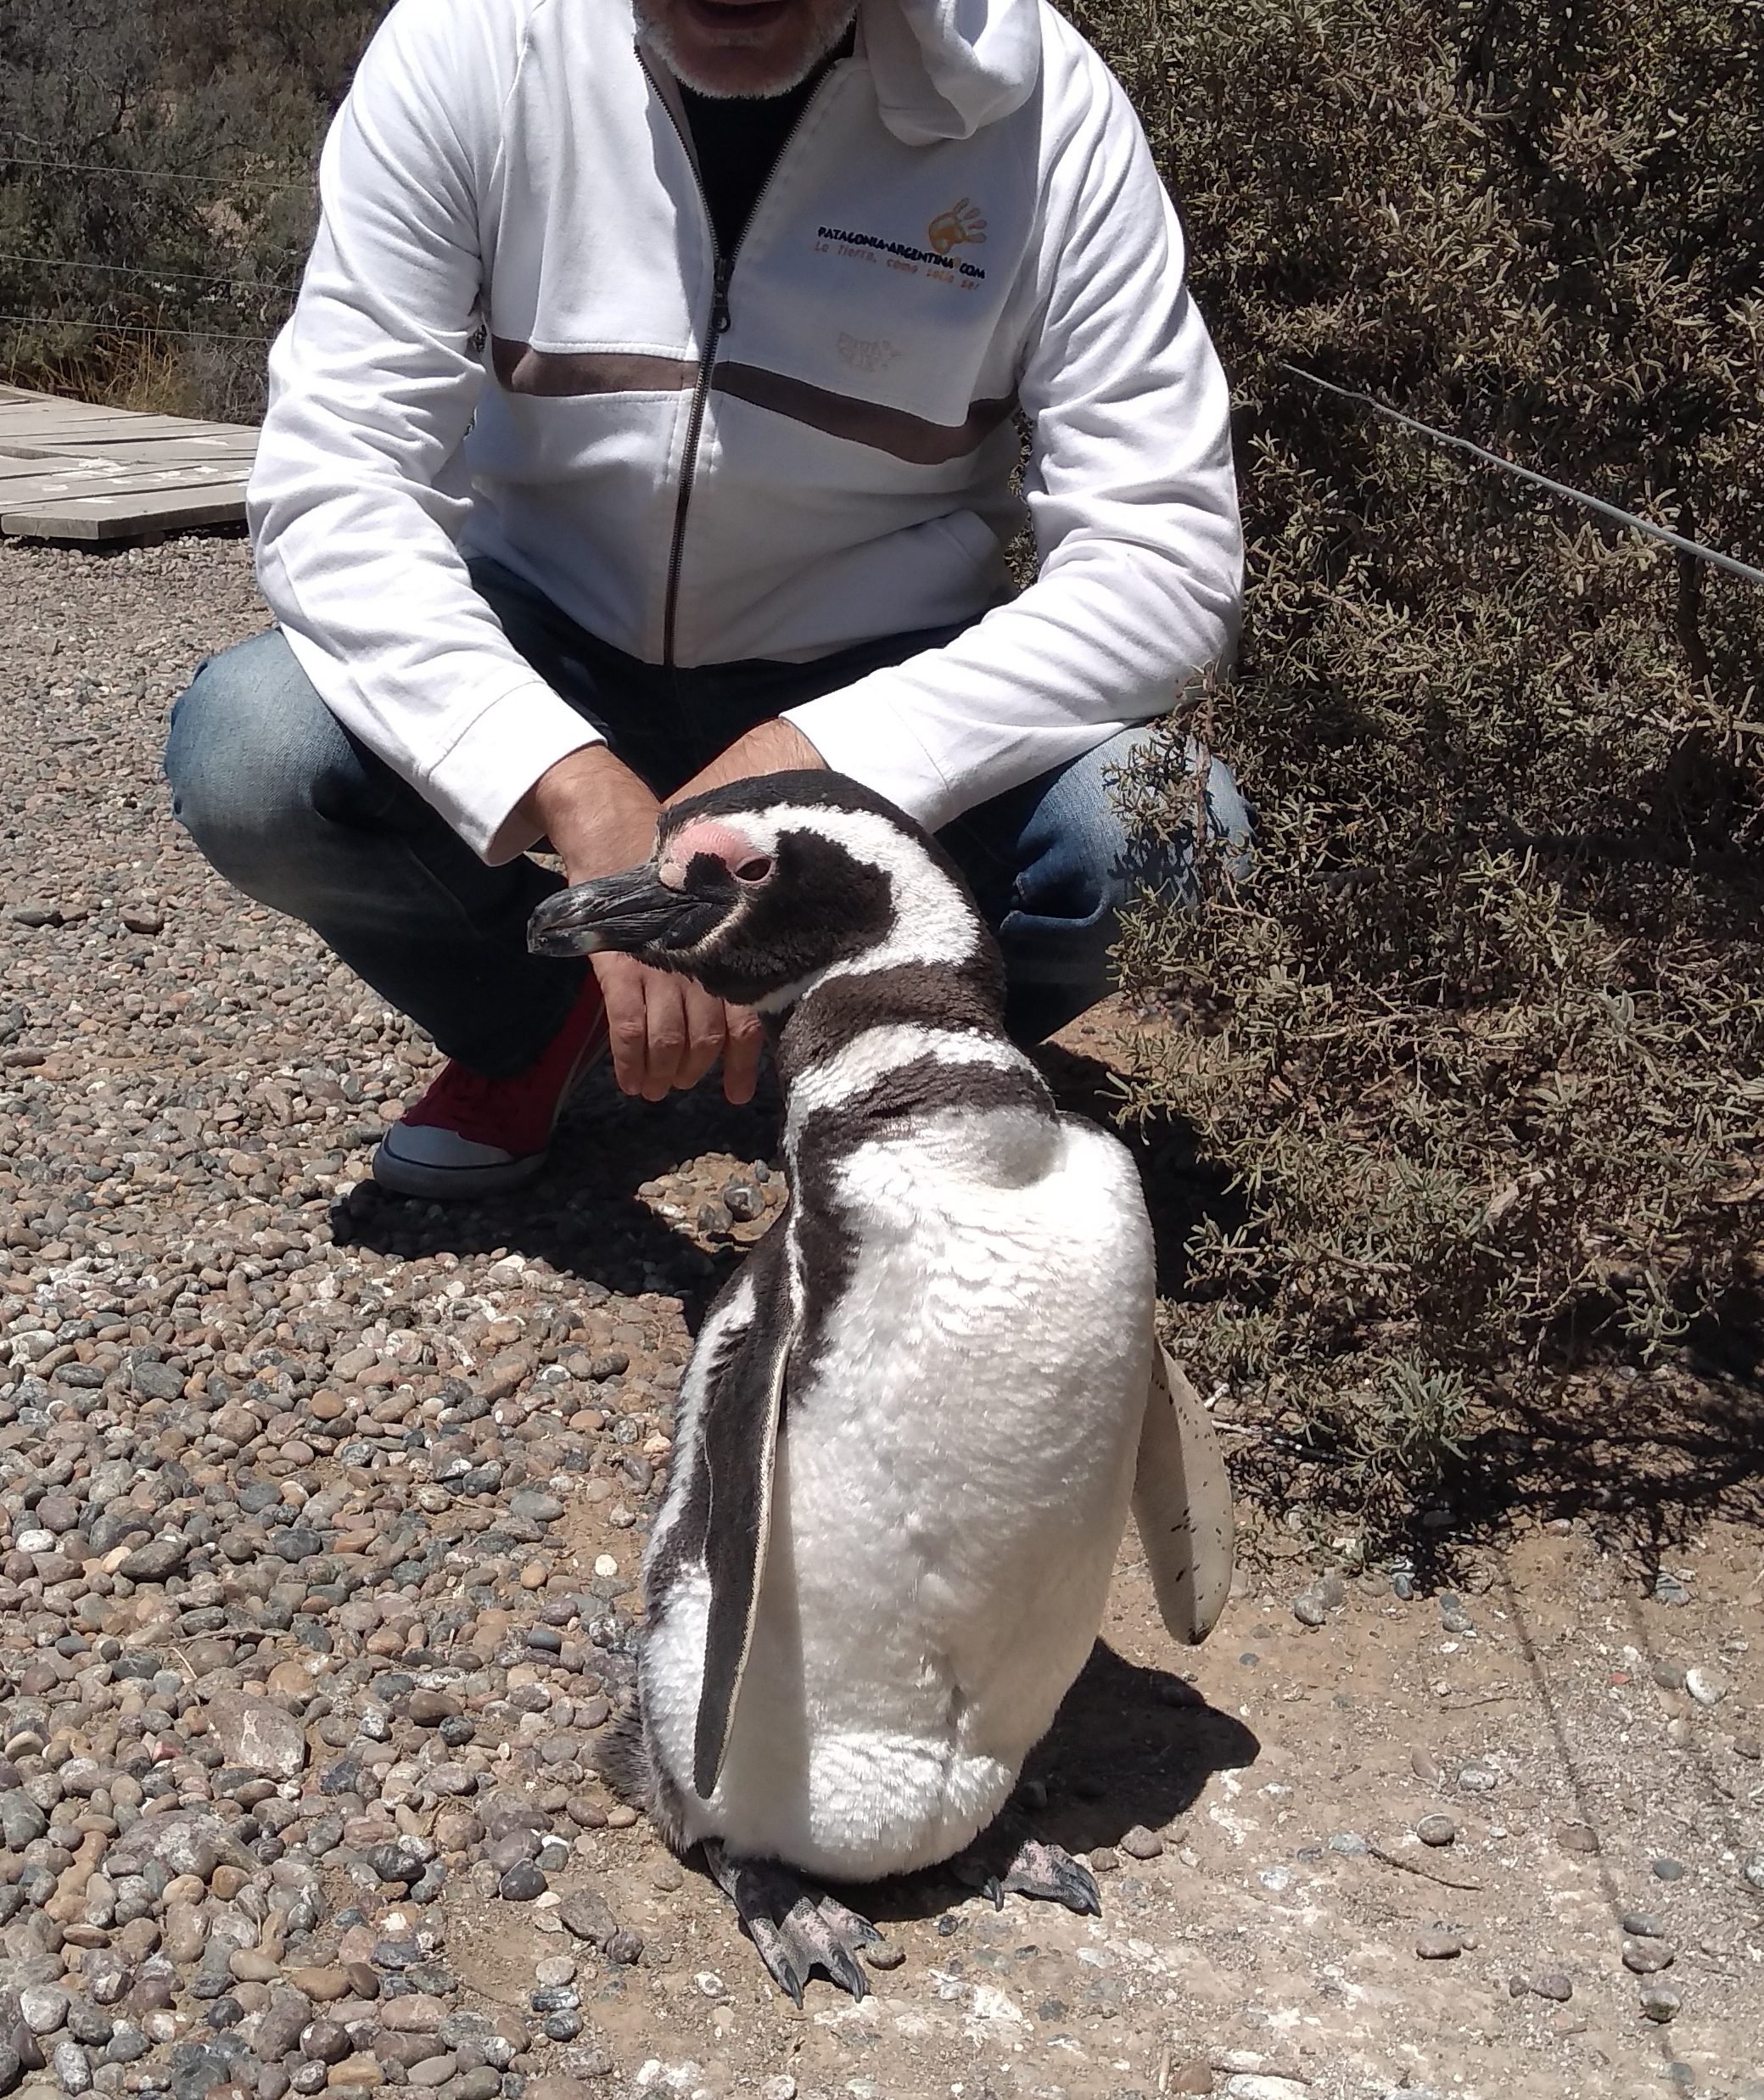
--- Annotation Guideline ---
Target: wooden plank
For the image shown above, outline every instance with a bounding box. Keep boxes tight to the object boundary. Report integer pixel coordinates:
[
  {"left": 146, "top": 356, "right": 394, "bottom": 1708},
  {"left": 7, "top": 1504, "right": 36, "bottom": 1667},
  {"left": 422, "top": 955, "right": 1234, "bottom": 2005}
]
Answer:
[
  {"left": 0, "top": 436, "right": 257, "bottom": 468},
  {"left": 0, "top": 462, "right": 249, "bottom": 503},
  {"left": 0, "top": 412, "right": 246, "bottom": 444},
  {"left": 1, "top": 481, "right": 249, "bottom": 540},
  {"left": 0, "top": 386, "right": 258, "bottom": 541}
]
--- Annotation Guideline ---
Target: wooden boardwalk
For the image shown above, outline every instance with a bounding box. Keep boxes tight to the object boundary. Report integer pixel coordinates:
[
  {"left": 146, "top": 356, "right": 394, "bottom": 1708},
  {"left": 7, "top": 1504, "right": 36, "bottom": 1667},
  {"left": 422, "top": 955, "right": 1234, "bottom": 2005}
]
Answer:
[{"left": 0, "top": 384, "right": 255, "bottom": 543}]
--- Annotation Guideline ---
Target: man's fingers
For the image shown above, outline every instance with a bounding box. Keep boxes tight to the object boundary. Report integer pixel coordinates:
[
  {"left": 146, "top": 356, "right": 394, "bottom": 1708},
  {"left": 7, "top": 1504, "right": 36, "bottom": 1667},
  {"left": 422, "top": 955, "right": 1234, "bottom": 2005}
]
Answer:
[
  {"left": 594, "top": 953, "right": 654, "bottom": 1097},
  {"left": 591, "top": 955, "right": 751, "bottom": 1101},
  {"left": 722, "top": 1005, "right": 764, "bottom": 1106},
  {"left": 639, "top": 971, "right": 690, "bottom": 1101},
  {"left": 676, "top": 981, "right": 731, "bottom": 1095}
]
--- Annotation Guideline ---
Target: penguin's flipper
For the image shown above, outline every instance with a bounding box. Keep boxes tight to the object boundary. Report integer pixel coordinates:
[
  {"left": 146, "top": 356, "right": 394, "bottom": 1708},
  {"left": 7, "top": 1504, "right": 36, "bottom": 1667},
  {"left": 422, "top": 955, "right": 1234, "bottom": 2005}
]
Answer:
[
  {"left": 1131, "top": 1341, "right": 1235, "bottom": 1644},
  {"left": 692, "top": 1251, "right": 798, "bottom": 1799}
]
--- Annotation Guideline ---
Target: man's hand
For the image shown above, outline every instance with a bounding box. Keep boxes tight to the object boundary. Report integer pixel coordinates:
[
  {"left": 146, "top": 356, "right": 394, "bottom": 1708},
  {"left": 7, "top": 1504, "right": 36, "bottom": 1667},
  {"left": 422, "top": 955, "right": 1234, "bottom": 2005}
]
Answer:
[{"left": 518, "top": 720, "right": 823, "bottom": 1105}]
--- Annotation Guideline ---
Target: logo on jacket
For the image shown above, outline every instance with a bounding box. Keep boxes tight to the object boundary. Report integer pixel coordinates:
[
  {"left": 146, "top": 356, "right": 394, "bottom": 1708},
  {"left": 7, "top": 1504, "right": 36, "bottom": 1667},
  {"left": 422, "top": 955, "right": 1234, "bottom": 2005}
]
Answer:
[{"left": 927, "top": 199, "right": 987, "bottom": 256}]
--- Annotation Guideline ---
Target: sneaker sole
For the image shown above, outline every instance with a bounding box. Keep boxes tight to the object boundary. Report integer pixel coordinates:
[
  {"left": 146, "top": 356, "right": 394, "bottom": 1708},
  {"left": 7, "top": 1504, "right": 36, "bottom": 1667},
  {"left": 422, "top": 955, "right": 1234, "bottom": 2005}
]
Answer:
[{"left": 370, "top": 1140, "right": 550, "bottom": 1201}]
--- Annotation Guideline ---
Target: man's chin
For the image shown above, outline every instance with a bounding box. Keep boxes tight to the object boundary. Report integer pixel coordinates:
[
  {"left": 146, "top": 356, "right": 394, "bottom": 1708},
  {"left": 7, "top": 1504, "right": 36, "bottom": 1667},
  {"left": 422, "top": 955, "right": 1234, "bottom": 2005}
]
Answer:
[{"left": 637, "top": 0, "right": 854, "bottom": 98}]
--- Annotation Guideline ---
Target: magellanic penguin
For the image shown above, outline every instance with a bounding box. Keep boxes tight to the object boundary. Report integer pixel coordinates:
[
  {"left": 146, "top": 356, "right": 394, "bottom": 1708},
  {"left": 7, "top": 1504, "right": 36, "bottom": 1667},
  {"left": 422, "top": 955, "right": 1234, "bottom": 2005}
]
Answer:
[{"left": 528, "top": 772, "right": 1234, "bottom": 2003}]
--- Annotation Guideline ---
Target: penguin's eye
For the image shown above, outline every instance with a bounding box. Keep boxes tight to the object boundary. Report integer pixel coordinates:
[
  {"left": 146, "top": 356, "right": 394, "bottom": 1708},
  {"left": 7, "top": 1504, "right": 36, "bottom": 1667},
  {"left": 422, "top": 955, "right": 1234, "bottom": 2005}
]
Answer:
[{"left": 734, "top": 855, "right": 773, "bottom": 885}]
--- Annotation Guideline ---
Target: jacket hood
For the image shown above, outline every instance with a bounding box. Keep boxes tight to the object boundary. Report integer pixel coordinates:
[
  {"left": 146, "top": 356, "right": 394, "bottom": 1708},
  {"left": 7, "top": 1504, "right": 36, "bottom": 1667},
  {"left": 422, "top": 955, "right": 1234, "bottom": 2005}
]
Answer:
[{"left": 861, "top": 0, "right": 1042, "bottom": 144}]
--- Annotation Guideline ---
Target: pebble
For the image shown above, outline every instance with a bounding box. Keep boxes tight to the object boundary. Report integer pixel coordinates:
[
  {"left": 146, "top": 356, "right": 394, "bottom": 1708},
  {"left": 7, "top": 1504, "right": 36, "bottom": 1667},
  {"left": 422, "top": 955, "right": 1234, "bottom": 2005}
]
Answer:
[
  {"left": 1639, "top": 1984, "right": 1682, "bottom": 2022},
  {"left": 19, "top": 1989, "right": 69, "bottom": 2038},
  {"left": 1683, "top": 1666, "right": 1728, "bottom": 1706},
  {"left": 1557, "top": 1824, "right": 1600, "bottom": 1856},
  {"left": 1621, "top": 1940, "right": 1675, "bottom": 1974},
  {"left": 1524, "top": 1973, "right": 1573, "bottom": 2002},
  {"left": 1620, "top": 1912, "right": 1666, "bottom": 1938},
  {"left": 1117, "top": 1826, "right": 1164, "bottom": 1860},
  {"left": 1651, "top": 1857, "right": 1687, "bottom": 1881},
  {"left": 1414, "top": 1929, "right": 1464, "bottom": 1960},
  {"left": 1415, "top": 1814, "right": 1457, "bottom": 1847}
]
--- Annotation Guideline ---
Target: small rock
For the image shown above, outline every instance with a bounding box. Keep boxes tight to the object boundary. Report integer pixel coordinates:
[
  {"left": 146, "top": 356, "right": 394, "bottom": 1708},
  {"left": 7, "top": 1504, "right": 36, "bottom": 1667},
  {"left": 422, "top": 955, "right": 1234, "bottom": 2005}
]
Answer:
[
  {"left": 861, "top": 1941, "right": 904, "bottom": 1971},
  {"left": 1557, "top": 1823, "right": 1600, "bottom": 1856},
  {"left": 498, "top": 1864, "right": 547, "bottom": 1902},
  {"left": 1456, "top": 1763, "right": 1497, "bottom": 1793},
  {"left": 1651, "top": 1857, "right": 1687, "bottom": 1881},
  {"left": 1620, "top": 1912, "right": 1666, "bottom": 1939},
  {"left": 1639, "top": 1983, "right": 1682, "bottom": 2023},
  {"left": 49, "top": 2040, "right": 91, "bottom": 2095},
  {"left": 1528, "top": 1973, "right": 1573, "bottom": 2002},
  {"left": 119, "top": 1537, "right": 188, "bottom": 1582},
  {"left": 1415, "top": 1814, "right": 1457, "bottom": 1847},
  {"left": 1291, "top": 1592, "right": 1328, "bottom": 1628},
  {"left": 1622, "top": 1940, "right": 1674, "bottom": 1974},
  {"left": 1683, "top": 1666, "right": 1728, "bottom": 1707},
  {"left": 283, "top": 1972, "right": 348, "bottom": 2004},
  {"left": 1653, "top": 1571, "right": 1692, "bottom": 1604},
  {"left": 557, "top": 1891, "right": 619, "bottom": 1946},
  {"left": 1414, "top": 1929, "right": 1464, "bottom": 1960},
  {"left": 300, "top": 2023, "right": 350, "bottom": 2064},
  {"left": 1117, "top": 1826, "right": 1163, "bottom": 1860},
  {"left": 205, "top": 1693, "right": 307, "bottom": 1779},
  {"left": 18, "top": 1991, "right": 69, "bottom": 2037}
]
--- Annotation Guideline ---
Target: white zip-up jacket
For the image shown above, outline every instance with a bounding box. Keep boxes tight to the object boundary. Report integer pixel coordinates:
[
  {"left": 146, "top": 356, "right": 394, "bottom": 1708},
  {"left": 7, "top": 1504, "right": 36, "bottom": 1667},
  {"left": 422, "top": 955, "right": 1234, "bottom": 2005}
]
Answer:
[{"left": 249, "top": 0, "right": 1242, "bottom": 864}]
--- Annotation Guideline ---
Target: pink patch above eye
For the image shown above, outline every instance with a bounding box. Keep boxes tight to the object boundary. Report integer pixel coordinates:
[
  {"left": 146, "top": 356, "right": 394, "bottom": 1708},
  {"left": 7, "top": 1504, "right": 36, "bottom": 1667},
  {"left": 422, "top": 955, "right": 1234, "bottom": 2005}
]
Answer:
[{"left": 666, "top": 817, "right": 764, "bottom": 877}]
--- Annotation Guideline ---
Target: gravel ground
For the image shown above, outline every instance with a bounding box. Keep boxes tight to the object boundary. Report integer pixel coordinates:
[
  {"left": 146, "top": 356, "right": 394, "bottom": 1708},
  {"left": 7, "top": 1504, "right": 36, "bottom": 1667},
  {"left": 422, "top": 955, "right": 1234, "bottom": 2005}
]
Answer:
[{"left": 2, "top": 534, "right": 1761, "bottom": 2100}]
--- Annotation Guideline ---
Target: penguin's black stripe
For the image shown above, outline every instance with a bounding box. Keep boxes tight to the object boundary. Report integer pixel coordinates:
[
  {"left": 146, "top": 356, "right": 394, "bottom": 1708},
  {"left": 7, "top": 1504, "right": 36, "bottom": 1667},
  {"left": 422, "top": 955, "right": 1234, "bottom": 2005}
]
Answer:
[
  {"left": 778, "top": 1050, "right": 1053, "bottom": 1394},
  {"left": 776, "top": 960, "right": 1007, "bottom": 1084},
  {"left": 811, "top": 1050, "right": 1055, "bottom": 1132}
]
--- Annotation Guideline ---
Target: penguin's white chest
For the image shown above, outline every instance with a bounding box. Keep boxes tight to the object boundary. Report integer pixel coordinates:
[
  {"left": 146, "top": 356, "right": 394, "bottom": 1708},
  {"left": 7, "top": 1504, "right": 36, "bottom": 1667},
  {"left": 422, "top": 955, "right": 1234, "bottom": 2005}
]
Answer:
[{"left": 658, "top": 1107, "right": 1156, "bottom": 1878}]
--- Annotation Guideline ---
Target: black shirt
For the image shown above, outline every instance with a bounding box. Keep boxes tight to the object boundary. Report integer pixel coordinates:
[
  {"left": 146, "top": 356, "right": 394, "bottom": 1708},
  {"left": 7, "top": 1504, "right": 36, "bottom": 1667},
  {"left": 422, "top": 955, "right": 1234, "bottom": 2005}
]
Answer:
[{"left": 678, "top": 52, "right": 841, "bottom": 260}]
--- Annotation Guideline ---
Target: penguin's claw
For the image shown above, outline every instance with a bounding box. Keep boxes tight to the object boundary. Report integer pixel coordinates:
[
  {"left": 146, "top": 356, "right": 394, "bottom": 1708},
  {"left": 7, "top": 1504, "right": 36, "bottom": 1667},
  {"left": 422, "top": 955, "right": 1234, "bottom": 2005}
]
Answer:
[
  {"left": 1000, "top": 1839, "right": 1102, "bottom": 1917},
  {"left": 702, "top": 1843, "right": 883, "bottom": 2005}
]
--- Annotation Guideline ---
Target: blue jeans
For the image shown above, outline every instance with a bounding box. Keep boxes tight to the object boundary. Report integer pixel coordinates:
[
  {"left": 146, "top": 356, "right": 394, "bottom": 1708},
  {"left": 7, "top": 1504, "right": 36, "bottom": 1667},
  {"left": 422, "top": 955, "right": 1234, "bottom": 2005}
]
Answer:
[{"left": 165, "top": 558, "right": 1247, "bottom": 1073}]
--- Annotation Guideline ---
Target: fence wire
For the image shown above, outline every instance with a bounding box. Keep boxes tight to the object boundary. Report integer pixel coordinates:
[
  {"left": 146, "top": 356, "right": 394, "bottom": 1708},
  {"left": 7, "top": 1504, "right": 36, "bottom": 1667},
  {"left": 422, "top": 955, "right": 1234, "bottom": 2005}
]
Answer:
[{"left": 1284, "top": 361, "right": 1764, "bottom": 589}]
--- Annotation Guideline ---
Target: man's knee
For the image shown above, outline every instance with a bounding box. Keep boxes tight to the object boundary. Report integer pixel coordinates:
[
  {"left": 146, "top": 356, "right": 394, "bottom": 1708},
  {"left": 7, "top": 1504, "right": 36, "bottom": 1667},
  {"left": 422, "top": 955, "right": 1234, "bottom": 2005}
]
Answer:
[
  {"left": 1044, "top": 724, "right": 1251, "bottom": 911},
  {"left": 165, "top": 630, "right": 366, "bottom": 890}
]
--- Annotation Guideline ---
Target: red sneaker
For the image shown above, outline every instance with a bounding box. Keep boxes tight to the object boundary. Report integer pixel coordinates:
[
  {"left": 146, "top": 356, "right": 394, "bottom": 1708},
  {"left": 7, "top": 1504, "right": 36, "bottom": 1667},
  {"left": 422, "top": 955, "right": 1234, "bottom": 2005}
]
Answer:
[{"left": 372, "top": 975, "right": 608, "bottom": 1198}]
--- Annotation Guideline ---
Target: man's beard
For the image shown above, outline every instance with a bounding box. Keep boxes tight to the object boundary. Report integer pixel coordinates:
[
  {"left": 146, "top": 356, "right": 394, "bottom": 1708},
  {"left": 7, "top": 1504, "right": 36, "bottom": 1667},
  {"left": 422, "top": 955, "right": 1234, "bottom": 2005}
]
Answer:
[{"left": 634, "top": 0, "right": 859, "bottom": 98}]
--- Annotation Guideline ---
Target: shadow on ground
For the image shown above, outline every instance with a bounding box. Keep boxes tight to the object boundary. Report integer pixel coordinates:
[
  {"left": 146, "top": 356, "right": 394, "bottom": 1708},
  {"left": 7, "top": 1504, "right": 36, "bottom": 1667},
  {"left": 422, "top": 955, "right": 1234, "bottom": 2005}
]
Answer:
[
  {"left": 328, "top": 1060, "right": 778, "bottom": 1318},
  {"left": 676, "top": 1641, "right": 1258, "bottom": 1930}
]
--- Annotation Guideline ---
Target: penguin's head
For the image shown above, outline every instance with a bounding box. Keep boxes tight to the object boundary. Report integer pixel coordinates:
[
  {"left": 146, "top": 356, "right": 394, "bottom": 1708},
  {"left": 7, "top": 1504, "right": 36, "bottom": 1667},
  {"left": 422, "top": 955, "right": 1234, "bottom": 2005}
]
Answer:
[{"left": 527, "top": 770, "right": 999, "bottom": 1013}]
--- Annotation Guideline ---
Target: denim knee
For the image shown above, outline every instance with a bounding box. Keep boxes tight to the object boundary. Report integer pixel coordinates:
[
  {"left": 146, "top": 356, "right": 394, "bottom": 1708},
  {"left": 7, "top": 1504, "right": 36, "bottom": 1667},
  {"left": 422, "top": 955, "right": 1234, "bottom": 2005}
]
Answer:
[{"left": 165, "top": 630, "right": 381, "bottom": 898}]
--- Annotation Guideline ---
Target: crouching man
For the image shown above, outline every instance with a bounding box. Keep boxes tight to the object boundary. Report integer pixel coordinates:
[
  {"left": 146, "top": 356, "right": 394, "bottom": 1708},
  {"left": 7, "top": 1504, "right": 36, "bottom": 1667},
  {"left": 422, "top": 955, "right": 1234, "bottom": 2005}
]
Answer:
[{"left": 166, "top": 0, "right": 1246, "bottom": 1200}]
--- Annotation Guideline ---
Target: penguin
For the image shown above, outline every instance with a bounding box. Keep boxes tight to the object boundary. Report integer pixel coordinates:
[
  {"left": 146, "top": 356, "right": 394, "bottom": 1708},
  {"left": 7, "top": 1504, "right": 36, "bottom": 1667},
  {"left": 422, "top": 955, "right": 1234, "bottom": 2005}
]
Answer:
[{"left": 528, "top": 771, "right": 1233, "bottom": 2003}]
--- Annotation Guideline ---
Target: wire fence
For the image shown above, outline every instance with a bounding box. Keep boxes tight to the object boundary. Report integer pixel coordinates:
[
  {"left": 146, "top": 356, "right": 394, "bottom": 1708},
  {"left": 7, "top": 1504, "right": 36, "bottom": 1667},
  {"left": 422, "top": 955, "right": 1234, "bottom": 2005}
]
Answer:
[
  {"left": 0, "top": 148, "right": 312, "bottom": 197},
  {"left": 0, "top": 250, "right": 299, "bottom": 295},
  {"left": 0, "top": 312, "right": 274, "bottom": 345},
  {"left": 1282, "top": 362, "right": 1764, "bottom": 589}
]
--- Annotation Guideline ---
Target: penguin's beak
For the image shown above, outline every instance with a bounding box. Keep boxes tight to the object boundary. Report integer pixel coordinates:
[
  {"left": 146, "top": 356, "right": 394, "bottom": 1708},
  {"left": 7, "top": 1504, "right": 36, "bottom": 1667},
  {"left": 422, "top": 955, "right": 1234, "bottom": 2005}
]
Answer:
[{"left": 527, "top": 863, "right": 727, "bottom": 959}]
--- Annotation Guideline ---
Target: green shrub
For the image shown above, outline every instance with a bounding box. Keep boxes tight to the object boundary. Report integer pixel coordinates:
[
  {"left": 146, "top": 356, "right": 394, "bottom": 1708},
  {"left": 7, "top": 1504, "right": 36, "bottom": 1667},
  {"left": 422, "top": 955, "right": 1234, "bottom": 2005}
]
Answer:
[
  {"left": 1081, "top": 0, "right": 1764, "bottom": 1535},
  {"left": 0, "top": 0, "right": 384, "bottom": 417}
]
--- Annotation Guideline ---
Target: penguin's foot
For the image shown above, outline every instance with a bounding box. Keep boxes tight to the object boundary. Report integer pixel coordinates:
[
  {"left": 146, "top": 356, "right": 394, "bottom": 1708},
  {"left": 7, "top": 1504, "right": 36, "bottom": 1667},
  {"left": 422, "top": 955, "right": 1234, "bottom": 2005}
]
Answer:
[
  {"left": 702, "top": 1841, "right": 884, "bottom": 2007},
  {"left": 954, "top": 1834, "right": 1102, "bottom": 1917}
]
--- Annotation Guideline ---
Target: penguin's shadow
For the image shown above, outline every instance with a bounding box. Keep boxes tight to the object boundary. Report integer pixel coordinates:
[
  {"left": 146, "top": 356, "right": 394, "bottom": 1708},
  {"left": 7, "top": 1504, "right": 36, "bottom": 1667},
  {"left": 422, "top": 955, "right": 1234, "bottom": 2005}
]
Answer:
[{"left": 755, "top": 1641, "right": 1257, "bottom": 1927}]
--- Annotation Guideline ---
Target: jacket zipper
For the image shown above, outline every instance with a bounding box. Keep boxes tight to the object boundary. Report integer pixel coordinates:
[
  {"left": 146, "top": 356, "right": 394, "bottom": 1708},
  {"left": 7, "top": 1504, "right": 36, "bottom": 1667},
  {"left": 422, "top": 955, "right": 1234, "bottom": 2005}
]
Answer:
[{"left": 644, "top": 50, "right": 833, "bottom": 667}]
